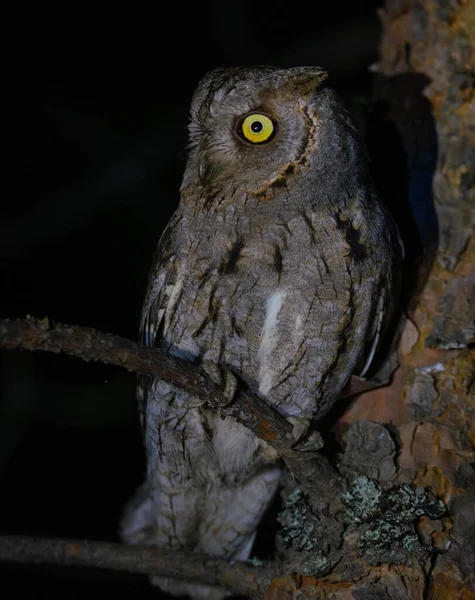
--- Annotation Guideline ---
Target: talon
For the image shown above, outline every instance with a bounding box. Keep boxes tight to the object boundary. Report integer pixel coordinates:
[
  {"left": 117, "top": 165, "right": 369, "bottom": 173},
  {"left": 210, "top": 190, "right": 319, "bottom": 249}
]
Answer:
[
  {"left": 202, "top": 360, "right": 238, "bottom": 409},
  {"left": 287, "top": 416, "right": 310, "bottom": 444},
  {"left": 202, "top": 359, "right": 224, "bottom": 387},
  {"left": 287, "top": 416, "right": 323, "bottom": 452},
  {"left": 222, "top": 370, "right": 238, "bottom": 407}
]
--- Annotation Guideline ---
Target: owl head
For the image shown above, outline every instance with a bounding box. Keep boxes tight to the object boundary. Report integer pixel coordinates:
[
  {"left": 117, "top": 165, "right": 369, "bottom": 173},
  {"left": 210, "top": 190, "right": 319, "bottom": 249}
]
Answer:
[{"left": 181, "top": 66, "right": 339, "bottom": 198}]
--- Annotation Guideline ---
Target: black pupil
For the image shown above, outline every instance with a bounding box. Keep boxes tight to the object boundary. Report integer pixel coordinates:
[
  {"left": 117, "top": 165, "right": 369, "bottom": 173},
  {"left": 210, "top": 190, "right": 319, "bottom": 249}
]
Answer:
[{"left": 251, "top": 120, "right": 263, "bottom": 133}]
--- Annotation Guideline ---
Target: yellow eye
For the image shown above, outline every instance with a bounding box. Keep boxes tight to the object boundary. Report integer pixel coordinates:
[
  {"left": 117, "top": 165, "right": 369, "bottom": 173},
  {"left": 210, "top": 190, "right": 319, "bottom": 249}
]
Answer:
[{"left": 240, "top": 113, "right": 275, "bottom": 144}]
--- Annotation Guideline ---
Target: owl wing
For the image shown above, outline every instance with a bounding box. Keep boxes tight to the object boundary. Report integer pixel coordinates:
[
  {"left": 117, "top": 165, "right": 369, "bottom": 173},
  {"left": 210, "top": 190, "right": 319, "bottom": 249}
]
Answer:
[
  {"left": 357, "top": 225, "right": 404, "bottom": 379},
  {"left": 137, "top": 208, "right": 182, "bottom": 424},
  {"left": 357, "top": 290, "right": 386, "bottom": 378}
]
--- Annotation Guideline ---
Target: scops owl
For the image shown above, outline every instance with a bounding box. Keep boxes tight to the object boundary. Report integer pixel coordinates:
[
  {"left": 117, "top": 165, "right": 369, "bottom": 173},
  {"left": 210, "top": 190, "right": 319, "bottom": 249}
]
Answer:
[{"left": 121, "top": 66, "right": 403, "bottom": 598}]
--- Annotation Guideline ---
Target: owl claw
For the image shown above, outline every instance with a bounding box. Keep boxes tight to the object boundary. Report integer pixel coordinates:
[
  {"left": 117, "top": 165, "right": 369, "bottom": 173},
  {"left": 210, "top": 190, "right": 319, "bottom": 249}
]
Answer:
[
  {"left": 287, "top": 417, "right": 324, "bottom": 452},
  {"left": 202, "top": 360, "right": 238, "bottom": 408}
]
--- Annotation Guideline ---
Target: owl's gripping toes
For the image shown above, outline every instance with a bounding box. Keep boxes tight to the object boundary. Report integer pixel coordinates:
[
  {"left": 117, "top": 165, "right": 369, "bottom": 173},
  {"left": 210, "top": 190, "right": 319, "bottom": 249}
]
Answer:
[{"left": 121, "top": 66, "right": 403, "bottom": 599}]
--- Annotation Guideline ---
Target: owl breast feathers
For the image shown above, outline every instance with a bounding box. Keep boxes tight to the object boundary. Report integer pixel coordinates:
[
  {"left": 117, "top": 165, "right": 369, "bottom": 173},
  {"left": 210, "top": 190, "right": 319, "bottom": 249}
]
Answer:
[{"left": 121, "top": 66, "right": 403, "bottom": 599}]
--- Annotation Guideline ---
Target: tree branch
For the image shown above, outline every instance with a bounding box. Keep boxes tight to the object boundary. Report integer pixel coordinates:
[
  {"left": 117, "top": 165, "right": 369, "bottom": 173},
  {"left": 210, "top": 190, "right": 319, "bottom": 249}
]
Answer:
[
  {"left": 0, "top": 317, "right": 342, "bottom": 499},
  {"left": 0, "top": 535, "right": 273, "bottom": 597}
]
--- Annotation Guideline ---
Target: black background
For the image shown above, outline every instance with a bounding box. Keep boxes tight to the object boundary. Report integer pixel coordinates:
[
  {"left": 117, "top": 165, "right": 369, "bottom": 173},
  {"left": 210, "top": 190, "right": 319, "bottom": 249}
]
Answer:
[{"left": 1, "top": 2, "right": 420, "bottom": 596}]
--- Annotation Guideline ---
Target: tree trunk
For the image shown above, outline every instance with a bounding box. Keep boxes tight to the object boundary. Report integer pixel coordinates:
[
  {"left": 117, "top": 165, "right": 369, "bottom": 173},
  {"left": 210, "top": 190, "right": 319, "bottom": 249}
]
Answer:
[
  {"left": 304, "top": 1, "right": 475, "bottom": 598},
  {"left": 0, "top": 2, "right": 473, "bottom": 599},
  {"left": 270, "top": 1, "right": 474, "bottom": 598}
]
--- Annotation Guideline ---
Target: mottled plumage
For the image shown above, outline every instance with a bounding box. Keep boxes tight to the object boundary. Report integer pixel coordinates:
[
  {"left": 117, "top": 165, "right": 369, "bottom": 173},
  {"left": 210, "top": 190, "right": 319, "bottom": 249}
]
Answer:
[{"left": 121, "top": 66, "right": 402, "bottom": 599}]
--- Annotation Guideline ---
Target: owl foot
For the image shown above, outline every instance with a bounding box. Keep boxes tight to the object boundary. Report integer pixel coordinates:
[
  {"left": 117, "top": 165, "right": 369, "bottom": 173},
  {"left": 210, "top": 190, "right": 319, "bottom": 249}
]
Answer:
[
  {"left": 201, "top": 360, "right": 238, "bottom": 408},
  {"left": 287, "top": 417, "right": 324, "bottom": 452}
]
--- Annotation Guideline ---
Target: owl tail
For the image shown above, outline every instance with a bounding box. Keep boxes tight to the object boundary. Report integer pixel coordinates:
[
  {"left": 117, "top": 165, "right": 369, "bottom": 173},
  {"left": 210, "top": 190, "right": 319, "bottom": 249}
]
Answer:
[
  {"left": 122, "top": 485, "right": 255, "bottom": 599},
  {"left": 150, "top": 529, "right": 256, "bottom": 599},
  {"left": 121, "top": 465, "right": 280, "bottom": 599}
]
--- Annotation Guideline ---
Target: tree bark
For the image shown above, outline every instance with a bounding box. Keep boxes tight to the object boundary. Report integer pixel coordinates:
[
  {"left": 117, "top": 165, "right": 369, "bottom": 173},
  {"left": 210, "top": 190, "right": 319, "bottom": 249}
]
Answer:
[
  {"left": 0, "top": 2, "right": 474, "bottom": 598},
  {"left": 329, "top": 1, "right": 475, "bottom": 598}
]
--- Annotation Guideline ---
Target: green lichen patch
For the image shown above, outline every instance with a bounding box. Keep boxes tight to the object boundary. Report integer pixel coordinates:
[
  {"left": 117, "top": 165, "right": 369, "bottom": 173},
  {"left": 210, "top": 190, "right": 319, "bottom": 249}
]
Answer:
[
  {"left": 278, "top": 489, "right": 316, "bottom": 552},
  {"left": 277, "top": 488, "right": 331, "bottom": 575},
  {"left": 342, "top": 476, "right": 445, "bottom": 564},
  {"left": 343, "top": 476, "right": 382, "bottom": 525}
]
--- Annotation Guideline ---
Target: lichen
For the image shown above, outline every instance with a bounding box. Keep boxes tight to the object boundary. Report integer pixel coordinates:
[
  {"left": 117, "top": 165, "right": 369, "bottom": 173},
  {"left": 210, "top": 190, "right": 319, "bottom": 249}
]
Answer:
[
  {"left": 342, "top": 476, "right": 445, "bottom": 564},
  {"left": 343, "top": 476, "right": 382, "bottom": 525},
  {"left": 304, "top": 554, "right": 329, "bottom": 574},
  {"left": 278, "top": 488, "right": 316, "bottom": 552},
  {"left": 277, "top": 488, "right": 330, "bottom": 576}
]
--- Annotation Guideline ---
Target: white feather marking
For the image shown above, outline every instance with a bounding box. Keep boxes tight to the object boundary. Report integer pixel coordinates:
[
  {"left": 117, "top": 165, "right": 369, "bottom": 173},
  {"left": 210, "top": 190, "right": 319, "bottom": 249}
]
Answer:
[
  {"left": 359, "top": 293, "right": 385, "bottom": 378},
  {"left": 258, "top": 292, "right": 285, "bottom": 395},
  {"left": 163, "top": 271, "right": 185, "bottom": 334},
  {"left": 144, "top": 324, "right": 155, "bottom": 347},
  {"left": 293, "top": 314, "right": 303, "bottom": 349}
]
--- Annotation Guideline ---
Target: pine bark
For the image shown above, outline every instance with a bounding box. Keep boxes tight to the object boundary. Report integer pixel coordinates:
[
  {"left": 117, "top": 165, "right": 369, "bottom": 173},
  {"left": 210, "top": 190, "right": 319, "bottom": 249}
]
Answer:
[
  {"left": 0, "top": 2, "right": 474, "bottom": 598},
  {"left": 311, "top": 1, "right": 475, "bottom": 598},
  {"left": 269, "top": 1, "right": 475, "bottom": 597}
]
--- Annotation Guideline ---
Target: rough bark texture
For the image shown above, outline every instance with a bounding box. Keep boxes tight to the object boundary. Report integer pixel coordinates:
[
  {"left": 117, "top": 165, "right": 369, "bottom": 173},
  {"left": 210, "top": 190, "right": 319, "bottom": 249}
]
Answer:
[
  {"left": 0, "top": 2, "right": 474, "bottom": 598},
  {"left": 269, "top": 0, "right": 475, "bottom": 597},
  {"left": 0, "top": 317, "right": 346, "bottom": 500},
  {"left": 326, "top": 1, "right": 475, "bottom": 598}
]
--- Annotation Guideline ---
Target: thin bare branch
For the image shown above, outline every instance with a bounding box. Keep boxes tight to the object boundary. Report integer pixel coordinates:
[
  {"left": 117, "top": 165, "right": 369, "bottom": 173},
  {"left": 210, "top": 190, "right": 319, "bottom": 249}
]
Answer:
[
  {"left": 0, "top": 535, "right": 273, "bottom": 597},
  {"left": 0, "top": 317, "right": 292, "bottom": 445},
  {"left": 0, "top": 317, "right": 342, "bottom": 499}
]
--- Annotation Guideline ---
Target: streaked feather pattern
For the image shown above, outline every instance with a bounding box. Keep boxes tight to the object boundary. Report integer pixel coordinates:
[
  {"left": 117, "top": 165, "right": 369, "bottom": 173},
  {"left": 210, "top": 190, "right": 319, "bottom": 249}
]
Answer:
[{"left": 121, "top": 66, "right": 402, "bottom": 599}]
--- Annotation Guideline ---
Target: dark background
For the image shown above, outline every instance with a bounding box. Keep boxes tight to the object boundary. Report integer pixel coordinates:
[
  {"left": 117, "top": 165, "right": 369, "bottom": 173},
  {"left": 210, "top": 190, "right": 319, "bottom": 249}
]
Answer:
[{"left": 1, "top": 2, "right": 422, "bottom": 596}]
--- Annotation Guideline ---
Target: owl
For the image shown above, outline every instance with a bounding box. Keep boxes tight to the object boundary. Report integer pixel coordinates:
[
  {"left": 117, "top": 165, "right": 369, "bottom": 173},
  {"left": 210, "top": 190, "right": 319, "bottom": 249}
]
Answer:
[{"left": 121, "top": 66, "right": 403, "bottom": 599}]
